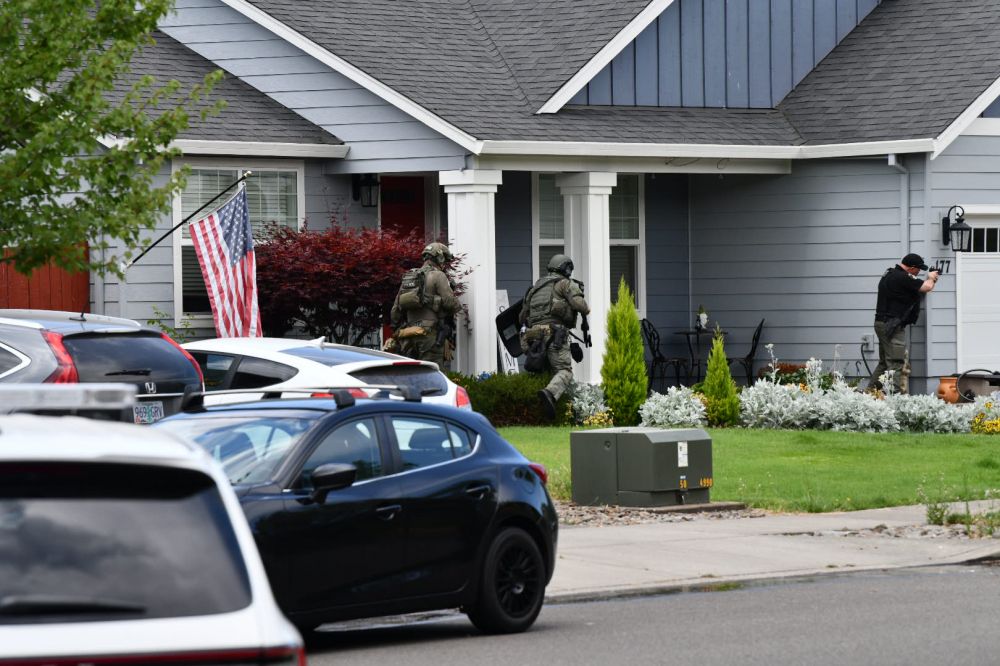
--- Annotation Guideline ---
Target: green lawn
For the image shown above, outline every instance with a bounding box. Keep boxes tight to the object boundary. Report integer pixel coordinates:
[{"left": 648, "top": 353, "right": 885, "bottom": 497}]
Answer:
[{"left": 498, "top": 426, "right": 1000, "bottom": 512}]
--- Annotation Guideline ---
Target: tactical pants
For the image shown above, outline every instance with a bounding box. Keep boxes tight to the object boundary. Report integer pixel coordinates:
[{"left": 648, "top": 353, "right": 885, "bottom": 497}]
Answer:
[
  {"left": 399, "top": 331, "right": 446, "bottom": 369},
  {"left": 868, "top": 320, "right": 908, "bottom": 393},
  {"left": 544, "top": 339, "right": 574, "bottom": 401}
]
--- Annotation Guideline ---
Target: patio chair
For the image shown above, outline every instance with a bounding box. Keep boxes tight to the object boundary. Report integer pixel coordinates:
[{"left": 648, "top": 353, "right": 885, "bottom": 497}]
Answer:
[
  {"left": 640, "top": 319, "right": 689, "bottom": 392},
  {"left": 728, "top": 318, "right": 765, "bottom": 386}
]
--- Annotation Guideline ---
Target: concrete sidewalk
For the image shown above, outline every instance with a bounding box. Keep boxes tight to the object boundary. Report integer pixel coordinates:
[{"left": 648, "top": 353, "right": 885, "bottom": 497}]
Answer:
[{"left": 546, "top": 501, "right": 1000, "bottom": 603}]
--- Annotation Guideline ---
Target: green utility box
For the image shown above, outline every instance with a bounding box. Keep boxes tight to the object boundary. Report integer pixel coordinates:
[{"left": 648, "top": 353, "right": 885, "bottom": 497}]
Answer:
[{"left": 570, "top": 427, "right": 712, "bottom": 507}]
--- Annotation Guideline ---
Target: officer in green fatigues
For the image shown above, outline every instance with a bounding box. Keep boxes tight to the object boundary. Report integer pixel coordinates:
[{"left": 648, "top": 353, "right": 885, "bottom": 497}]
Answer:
[
  {"left": 519, "top": 254, "right": 590, "bottom": 420},
  {"left": 390, "top": 242, "right": 460, "bottom": 368}
]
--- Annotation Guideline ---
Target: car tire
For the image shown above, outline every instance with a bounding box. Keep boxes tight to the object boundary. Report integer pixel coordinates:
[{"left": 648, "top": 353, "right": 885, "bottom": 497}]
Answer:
[{"left": 466, "top": 527, "right": 546, "bottom": 634}]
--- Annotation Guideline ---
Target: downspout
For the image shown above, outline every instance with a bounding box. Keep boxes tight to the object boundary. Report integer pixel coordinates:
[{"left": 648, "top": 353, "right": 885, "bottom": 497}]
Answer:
[
  {"left": 923, "top": 152, "right": 935, "bottom": 385},
  {"left": 887, "top": 154, "right": 909, "bottom": 254}
]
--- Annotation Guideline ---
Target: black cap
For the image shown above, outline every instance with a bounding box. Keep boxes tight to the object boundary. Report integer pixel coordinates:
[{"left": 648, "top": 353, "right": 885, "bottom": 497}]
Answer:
[{"left": 901, "top": 253, "right": 928, "bottom": 271}]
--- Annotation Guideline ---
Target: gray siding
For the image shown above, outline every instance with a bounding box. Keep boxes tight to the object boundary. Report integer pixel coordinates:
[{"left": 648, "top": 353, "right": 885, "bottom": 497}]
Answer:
[
  {"left": 303, "top": 165, "right": 378, "bottom": 230},
  {"left": 161, "top": 0, "right": 468, "bottom": 174},
  {"left": 495, "top": 172, "right": 533, "bottom": 303},
  {"left": 572, "top": 0, "right": 880, "bottom": 108},
  {"left": 688, "top": 157, "right": 939, "bottom": 389},
  {"left": 644, "top": 174, "right": 690, "bottom": 360}
]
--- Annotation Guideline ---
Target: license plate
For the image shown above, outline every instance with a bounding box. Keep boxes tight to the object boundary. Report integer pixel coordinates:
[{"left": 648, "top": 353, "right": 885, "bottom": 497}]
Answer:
[{"left": 133, "top": 401, "right": 165, "bottom": 424}]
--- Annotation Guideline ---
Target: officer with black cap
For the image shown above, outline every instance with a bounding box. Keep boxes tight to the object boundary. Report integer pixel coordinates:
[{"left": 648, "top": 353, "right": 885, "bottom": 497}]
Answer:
[{"left": 868, "top": 253, "right": 940, "bottom": 393}]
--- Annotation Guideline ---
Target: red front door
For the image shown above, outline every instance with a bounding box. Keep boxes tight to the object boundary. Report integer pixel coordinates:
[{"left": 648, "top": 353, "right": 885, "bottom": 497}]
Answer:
[{"left": 380, "top": 176, "right": 426, "bottom": 241}]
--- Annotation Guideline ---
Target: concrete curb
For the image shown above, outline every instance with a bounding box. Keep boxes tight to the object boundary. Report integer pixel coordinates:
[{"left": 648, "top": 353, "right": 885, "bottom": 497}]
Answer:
[{"left": 544, "top": 540, "right": 1000, "bottom": 605}]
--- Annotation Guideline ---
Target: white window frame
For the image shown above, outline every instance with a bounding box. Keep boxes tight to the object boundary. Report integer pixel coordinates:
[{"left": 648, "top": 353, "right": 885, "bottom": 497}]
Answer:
[
  {"left": 531, "top": 172, "right": 646, "bottom": 315},
  {"left": 171, "top": 157, "right": 306, "bottom": 323}
]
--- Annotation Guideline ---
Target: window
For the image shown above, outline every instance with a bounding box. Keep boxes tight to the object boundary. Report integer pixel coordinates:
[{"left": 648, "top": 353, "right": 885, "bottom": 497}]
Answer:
[
  {"left": 971, "top": 226, "right": 1000, "bottom": 253},
  {"left": 532, "top": 173, "right": 645, "bottom": 312},
  {"left": 174, "top": 163, "right": 303, "bottom": 316},
  {"left": 609, "top": 174, "right": 642, "bottom": 305},
  {"left": 0, "top": 343, "right": 29, "bottom": 379},
  {"left": 189, "top": 352, "right": 237, "bottom": 390},
  {"left": 301, "top": 419, "right": 382, "bottom": 483},
  {"left": 392, "top": 417, "right": 458, "bottom": 470},
  {"left": 229, "top": 356, "right": 298, "bottom": 390}
]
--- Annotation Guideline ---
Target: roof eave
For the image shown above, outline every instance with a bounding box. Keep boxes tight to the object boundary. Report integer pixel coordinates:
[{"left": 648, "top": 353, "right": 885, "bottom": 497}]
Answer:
[{"left": 171, "top": 139, "right": 349, "bottom": 158}]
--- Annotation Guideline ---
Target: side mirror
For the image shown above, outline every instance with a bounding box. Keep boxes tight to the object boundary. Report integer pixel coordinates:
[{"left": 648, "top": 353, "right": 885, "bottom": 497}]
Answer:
[{"left": 310, "top": 462, "right": 357, "bottom": 504}]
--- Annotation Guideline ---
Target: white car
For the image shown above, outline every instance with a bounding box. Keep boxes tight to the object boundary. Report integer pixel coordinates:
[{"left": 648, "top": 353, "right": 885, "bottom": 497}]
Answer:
[
  {"left": 183, "top": 337, "right": 471, "bottom": 409},
  {"left": 0, "top": 386, "right": 304, "bottom": 664}
]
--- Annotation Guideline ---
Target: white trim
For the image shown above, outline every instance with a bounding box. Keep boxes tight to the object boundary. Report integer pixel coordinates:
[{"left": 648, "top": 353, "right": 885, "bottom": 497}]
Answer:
[
  {"left": 171, "top": 158, "right": 306, "bottom": 321},
  {"left": 171, "top": 139, "right": 349, "bottom": 159},
  {"left": 0, "top": 342, "right": 31, "bottom": 380},
  {"left": 479, "top": 138, "right": 936, "bottom": 160},
  {"left": 537, "top": 0, "right": 677, "bottom": 114},
  {"left": 955, "top": 208, "right": 1000, "bottom": 373},
  {"left": 933, "top": 74, "right": 1000, "bottom": 158},
  {"left": 475, "top": 154, "right": 791, "bottom": 175},
  {"left": 959, "top": 118, "right": 1000, "bottom": 137},
  {"left": 216, "top": 0, "right": 482, "bottom": 154}
]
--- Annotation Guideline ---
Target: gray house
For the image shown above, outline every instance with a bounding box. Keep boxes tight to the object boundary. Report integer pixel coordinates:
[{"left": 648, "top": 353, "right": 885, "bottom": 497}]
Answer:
[{"left": 99, "top": 0, "right": 1000, "bottom": 391}]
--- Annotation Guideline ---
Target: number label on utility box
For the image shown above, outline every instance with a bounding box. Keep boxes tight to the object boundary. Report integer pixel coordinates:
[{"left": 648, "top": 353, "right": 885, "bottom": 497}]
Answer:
[{"left": 677, "top": 441, "right": 688, "bottom": 468}]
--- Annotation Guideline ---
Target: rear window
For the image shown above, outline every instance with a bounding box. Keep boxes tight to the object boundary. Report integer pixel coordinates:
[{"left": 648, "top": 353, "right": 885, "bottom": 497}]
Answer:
[
  {"left": 283, "top": 346, "right": 394, "bottom": 366},
  {"left": 62, "top": 333, "right": 200, "bottom": 386},
  {"left": 0, "top": 462, "right": 251, "bottom": 624},
  {"left": 349, "top": 365, "right": 448, "bottom": 397}
]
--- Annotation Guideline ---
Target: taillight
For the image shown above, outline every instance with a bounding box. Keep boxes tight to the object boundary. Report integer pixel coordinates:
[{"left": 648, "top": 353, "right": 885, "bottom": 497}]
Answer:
[
  {"left": 162, "top": 333, "right": 205, "bottom": 387},
  {"left": 41, "top": 331, "right": 79, "bottom": 383},
  {"left": 455, "top": 385, "right": 472, "bottom": 409},
  {"left": 392, "top": 361, "right": 422, "bottom": 366},
  {"left": 528, "top": 462, "right": 548, "bottom": 485},
  {"left": 310, "top": 388, "right": 367, "bottom": 399}
]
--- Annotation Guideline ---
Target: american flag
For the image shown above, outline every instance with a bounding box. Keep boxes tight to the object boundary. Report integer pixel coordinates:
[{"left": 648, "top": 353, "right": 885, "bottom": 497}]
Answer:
[{"left": 188, "top": 186, "right": 262, "bottom": 337}]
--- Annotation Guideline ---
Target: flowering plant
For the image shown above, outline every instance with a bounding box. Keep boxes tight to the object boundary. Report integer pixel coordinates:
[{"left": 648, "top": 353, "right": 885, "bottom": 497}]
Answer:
[{"left": 640, "top": 386, "right": 707, "bottom": 428}]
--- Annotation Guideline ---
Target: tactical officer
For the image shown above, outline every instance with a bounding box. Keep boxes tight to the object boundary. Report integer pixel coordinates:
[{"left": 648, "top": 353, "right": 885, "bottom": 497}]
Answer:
[
  {"left": 519, "top": 254, "right": 590, "bottom": 420},
  {"left": 390, "top": 242, "right": 460, "bottom": 368},
  {"left": 868, "top": 253, "right": 939, "bottom": 394}
]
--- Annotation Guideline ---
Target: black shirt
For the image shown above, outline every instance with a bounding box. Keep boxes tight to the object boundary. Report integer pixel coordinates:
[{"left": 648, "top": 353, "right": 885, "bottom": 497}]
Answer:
[{"left": 875, "top": 265, "right": 923, "bottom": 322}]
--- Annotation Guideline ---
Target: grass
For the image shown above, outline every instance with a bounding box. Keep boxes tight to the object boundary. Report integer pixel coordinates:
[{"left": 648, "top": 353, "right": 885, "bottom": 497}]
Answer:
[{"left": 498, "top": 426, "right": 1000, "bottom": 513}]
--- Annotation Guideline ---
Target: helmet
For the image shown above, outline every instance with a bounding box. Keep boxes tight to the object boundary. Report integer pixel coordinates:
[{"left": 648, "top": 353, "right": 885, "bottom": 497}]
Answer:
[
  {"left": 547, "top": 253, "right": 574, "bottom": 278},
  {"left": 421, "top": 242, "right": 453, "bottom": 266}
]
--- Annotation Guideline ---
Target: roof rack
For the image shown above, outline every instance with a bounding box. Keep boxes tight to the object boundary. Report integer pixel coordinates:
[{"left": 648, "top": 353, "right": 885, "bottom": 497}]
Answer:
[
  {"left": 180, "top": 383, "right": 427, "bottom": 413},
  {"left": 0, "top": 383, "right": 137, "bottom": 414}
]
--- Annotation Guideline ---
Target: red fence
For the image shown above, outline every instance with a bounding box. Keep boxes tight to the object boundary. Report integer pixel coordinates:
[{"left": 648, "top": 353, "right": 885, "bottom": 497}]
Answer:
[{"left": 1, "top": 250, "right": 90, "bottom": 312}]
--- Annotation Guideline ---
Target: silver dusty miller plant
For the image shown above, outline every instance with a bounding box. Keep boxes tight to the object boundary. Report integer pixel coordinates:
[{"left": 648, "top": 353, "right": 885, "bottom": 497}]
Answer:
[
  {"left": 639, "top": 386, "right": 706, "bottom": 428},
  {"left": 568, "top": 381, "right": 608, "bottom": 425}
]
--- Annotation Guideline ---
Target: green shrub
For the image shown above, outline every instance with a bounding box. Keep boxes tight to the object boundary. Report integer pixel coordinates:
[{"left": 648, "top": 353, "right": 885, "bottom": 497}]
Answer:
[
  {"left": 702, "top": 328, "right": 740, "bottom": 426},
  {"left": 447, "top": 372, "right": 571, "bottom": 426},
  {"left": 600, "top": 278, "right": 647, "bottom": 426}
]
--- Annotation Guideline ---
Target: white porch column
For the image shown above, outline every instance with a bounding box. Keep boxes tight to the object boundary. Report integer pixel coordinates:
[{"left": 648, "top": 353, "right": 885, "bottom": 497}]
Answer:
[
  {"left": 439, "top": 169, "right": 503, "bottom": 375},
  {"left": 556, "top": 172, "right": 616, "bottom": 385}
]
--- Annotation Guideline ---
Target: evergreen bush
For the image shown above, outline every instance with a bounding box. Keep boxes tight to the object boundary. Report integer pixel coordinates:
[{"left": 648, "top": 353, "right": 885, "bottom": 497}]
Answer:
[
  {"left": 600, "top": 278, "right": 648, "bottom": 426},
  {"left": 701, "top": 327, "right": 741, "bottom": 426},
  {"left": 447, "top": 372, "right": 571, "bottom": 426}
]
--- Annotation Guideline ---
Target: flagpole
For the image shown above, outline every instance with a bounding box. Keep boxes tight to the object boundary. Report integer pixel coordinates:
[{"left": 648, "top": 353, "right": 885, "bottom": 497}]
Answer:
[{"left": 124, "top": 170, "right": 253, "bottom": 271}]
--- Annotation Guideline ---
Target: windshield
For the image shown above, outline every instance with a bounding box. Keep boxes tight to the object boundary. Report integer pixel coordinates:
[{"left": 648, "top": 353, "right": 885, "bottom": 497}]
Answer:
[
  {"left": 0, "top": 462, "right": 250, "bottom": 624},
  {"left": 155, "top": 411, "right": 319, "bottom": 484}
]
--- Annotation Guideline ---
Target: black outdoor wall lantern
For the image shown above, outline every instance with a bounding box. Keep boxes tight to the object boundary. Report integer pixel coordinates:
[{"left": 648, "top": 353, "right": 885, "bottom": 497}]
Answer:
[
  {"left": 942, "top": 205, "right": 973, "bottom": 252},
  {"left": 352, "top": 173, "right": 379, "bottom": 208}
]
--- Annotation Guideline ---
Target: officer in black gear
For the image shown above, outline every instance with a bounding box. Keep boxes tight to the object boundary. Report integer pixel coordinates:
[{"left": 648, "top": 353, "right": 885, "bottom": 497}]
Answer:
[
  {"left": 519, "top": 254, "right": 590, "bottom": 419},
  {"left": 868, "top": 252, "right": 939, "bottom": 393}
]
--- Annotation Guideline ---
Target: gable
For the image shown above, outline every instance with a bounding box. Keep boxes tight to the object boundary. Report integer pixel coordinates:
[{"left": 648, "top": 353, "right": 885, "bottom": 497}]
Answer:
[{"left": 564, "top": 0, "right": 880, "bottom": 109}]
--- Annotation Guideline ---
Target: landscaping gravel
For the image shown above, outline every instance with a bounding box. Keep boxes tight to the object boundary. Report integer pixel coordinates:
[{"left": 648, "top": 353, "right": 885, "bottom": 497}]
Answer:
[{"left": 554, "top": 500, "right": 767, "bottom": 527}]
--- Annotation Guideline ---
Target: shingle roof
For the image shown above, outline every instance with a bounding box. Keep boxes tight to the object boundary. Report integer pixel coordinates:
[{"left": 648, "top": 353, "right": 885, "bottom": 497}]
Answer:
[
  {"left": 780, "top": 0, "right": 1000, "bottom": 144},
  {"left": 189, "top": 0, "right": 1000, "bottom": 149},
  {"left": 119, "top": 31, "right": 341, "bottom": 145}
]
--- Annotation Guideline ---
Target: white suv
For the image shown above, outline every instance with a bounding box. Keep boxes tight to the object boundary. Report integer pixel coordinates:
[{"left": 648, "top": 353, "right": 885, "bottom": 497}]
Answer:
[{"left": 0, "top": 387, "right": 304, "bottom": 664}]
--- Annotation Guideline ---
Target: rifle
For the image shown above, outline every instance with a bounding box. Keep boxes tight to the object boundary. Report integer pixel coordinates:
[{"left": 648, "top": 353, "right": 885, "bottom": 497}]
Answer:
[
  {"left": 570, "top": 279, "right": 593, "bottom": 347},
  {"left": 436, "top": 316, "right": 455, "bottom": 348}
]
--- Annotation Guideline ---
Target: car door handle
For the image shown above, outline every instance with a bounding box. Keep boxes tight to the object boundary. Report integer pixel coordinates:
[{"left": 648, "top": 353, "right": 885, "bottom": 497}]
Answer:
[
  {"left": 375, "top": 504, "right": 402, "bottom": 521},
  {"left": 465, "top": 484, "right": 491, "bottom": 500}
]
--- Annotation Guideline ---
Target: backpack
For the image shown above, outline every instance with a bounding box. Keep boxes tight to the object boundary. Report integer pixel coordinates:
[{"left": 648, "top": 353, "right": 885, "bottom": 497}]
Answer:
[
  {"left": 522, "top": 275, "right": 570, "bottom": 326},
  {"left": 398, "top": 266, "right": 430, "bottom": 311}
]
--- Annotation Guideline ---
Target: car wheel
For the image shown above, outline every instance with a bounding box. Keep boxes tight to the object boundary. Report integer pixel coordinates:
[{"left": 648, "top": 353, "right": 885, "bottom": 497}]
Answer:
[{"left": 467, "top": 527, "right": 545, "bottom": 634}]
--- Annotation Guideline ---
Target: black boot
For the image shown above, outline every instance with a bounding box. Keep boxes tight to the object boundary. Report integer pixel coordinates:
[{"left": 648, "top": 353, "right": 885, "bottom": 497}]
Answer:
[{"left": 538, "top": 389, "right": 556, "bottom": 421}]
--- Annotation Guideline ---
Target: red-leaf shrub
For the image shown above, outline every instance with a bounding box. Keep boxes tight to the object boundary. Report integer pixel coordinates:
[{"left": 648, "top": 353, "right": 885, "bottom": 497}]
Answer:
[
  {"left": 255, "top": 223, "right": 468, "bottom": 346},
  {"left": 255, "top": 223, "right": 423, "bottom": 345}
]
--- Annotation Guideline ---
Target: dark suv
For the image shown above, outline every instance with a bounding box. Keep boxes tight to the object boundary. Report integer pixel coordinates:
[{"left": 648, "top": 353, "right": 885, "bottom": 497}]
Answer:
[{"left": 0, "top": 310, "right": 203, "bottom": 423}]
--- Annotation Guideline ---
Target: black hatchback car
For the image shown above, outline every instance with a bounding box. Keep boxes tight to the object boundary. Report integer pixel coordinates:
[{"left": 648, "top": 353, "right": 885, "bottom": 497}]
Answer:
[
  {"left": 0, "top": 309, "right": 204, "bottom": 423},
  {"left": 154, "top": 393, "right": 558, "bottom": 634}
]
